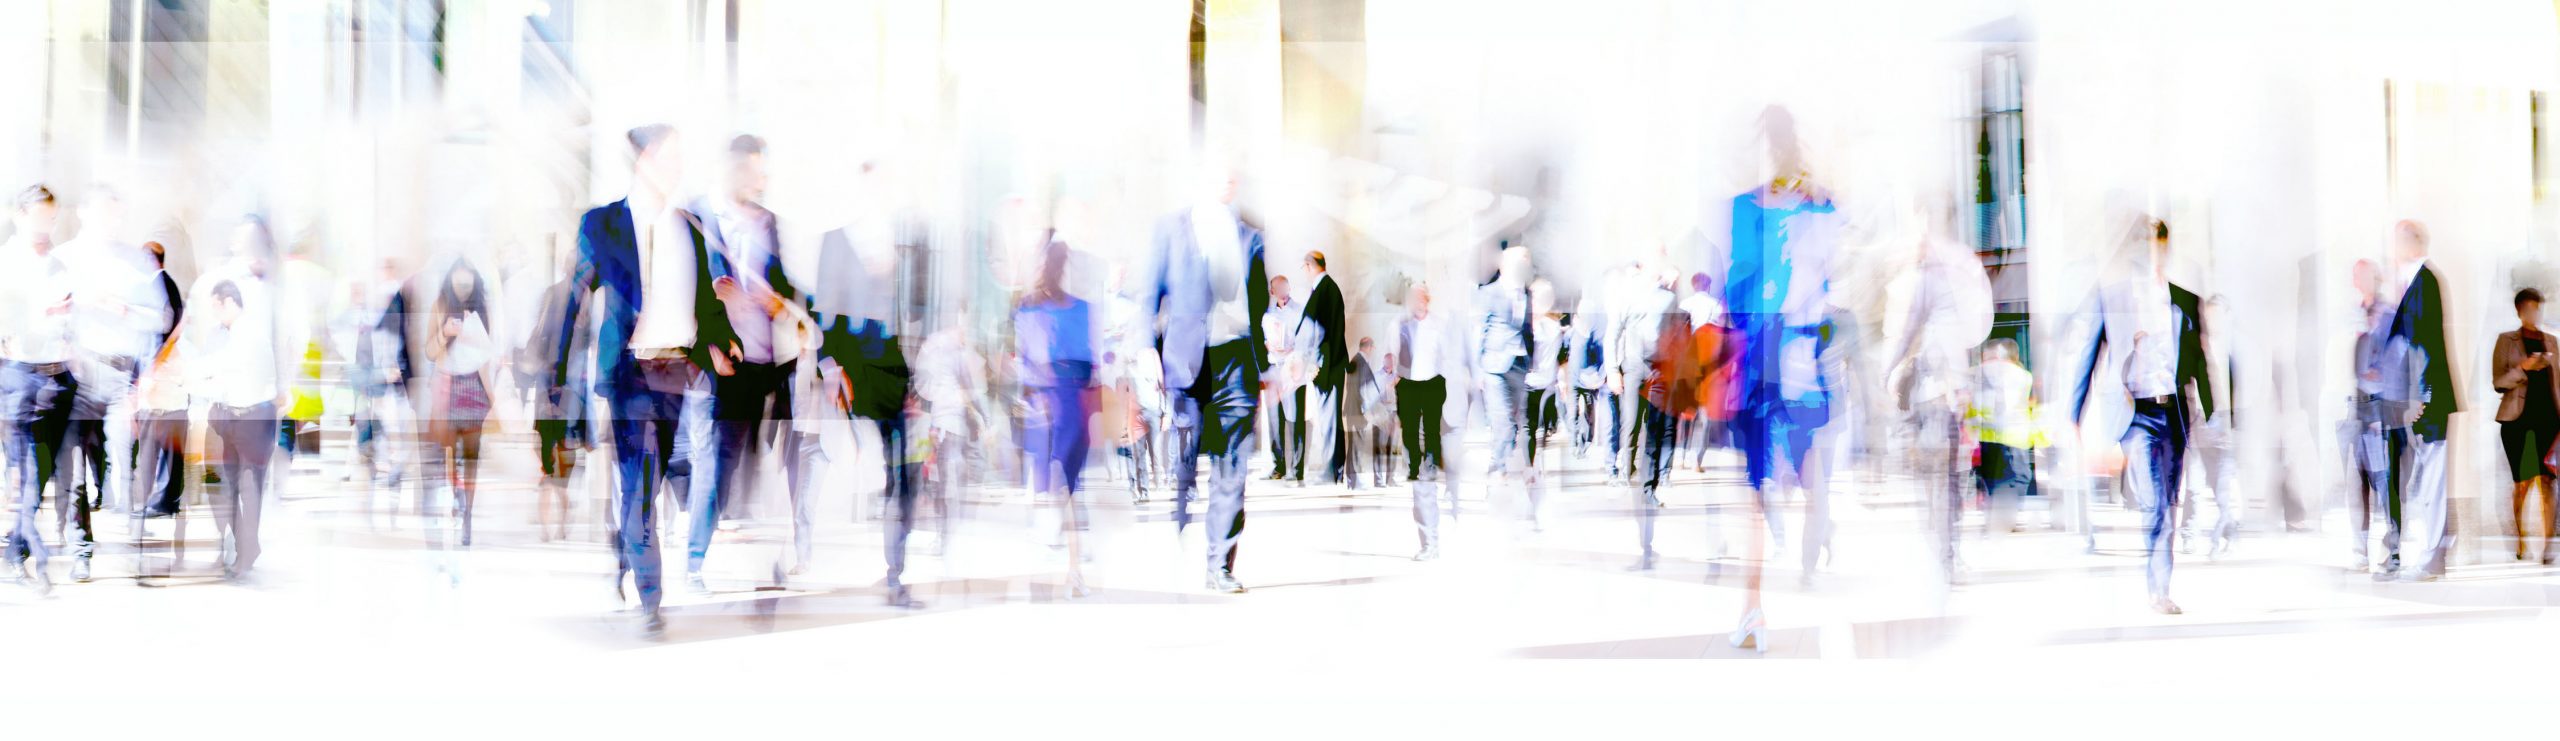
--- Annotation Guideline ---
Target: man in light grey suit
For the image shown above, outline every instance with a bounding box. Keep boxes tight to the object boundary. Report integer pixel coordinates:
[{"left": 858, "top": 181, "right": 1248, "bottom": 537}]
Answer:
[{"left": 1138, "top": 160, "right": 1269, "bottom": 593}]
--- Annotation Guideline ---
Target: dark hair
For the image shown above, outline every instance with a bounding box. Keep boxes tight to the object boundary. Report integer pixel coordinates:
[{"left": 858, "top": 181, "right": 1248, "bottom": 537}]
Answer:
[
  {"left": 438, "top": 261, "right": 490, "bottom": 319},
  {"left": 627, "top": 124, "right": 677, "bottom": 158},
  {"left": 1307, "top": 250, "right": 1326, "bottom": 270},
  {"left": 2151, "top": 218, "right": 2170, "bottom": 242},
  {"left": 2519, "top": 288, "right": 2545, "bottom": 308},
  {"left": 15, "top": 184, "right": 54, "bottom": 211},
  {"left": 729, "top": 134, "right": 766, "bottom": 159},
  {"left": 211, "top": 280, "right": 242, "bottom": 307}
]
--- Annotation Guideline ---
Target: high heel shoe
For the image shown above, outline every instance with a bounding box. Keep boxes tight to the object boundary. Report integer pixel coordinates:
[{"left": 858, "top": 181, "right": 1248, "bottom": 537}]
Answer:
[{"left": 1730, "top": 609, "right": 1766, "bottom": 653}]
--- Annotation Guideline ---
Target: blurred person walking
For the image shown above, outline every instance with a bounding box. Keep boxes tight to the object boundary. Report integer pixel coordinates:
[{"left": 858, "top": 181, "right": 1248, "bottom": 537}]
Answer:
[
  {"left": 1397, "top": 283, "right": 1466, "bottom": 560},
  {"left": 1613, "top": 267, "right": 1680, "bottom": 572},
  {"left": 1723, "top": 106, "right": 1846, "bottom": 647},
  {"left": 426, "top": 261, "right": 497, "bottom": 550},
  {"left": 2068, "top": 217, "right": 2214, "bottom": 614},
  {"left": 1017, "top": 237, "right": 1099, "bottom": 596},
  {"left": 2343, "top": 259, "right": 2393, "bottom": 571},
  {"left": 2180, "top": 296, "right": 2241, "bottom": 558},
  {"left": 188, "top": 215, "right": 294, "bottom": 585},
  {"left": 809, "top": 213, "right": 925, "bottom": 607},
  {"left": 685, "top": 134, "right": 803, "bottom": 592},
  {"left": 2366, "top": 220, "right": 2457, "bottom": 582},
  {"left": 58, "top": 186, "right": 166, "bottom": 582},
  {"left": 1886, "top": 203, "right": 1993, "bottom": 584},
  {"left": 2, "top": 185, "right": 76, "bottom": 594},
  {"left": 548, "top": 124, "right": 744, "bottom": 637},
  {"left": 1262, "top": 275, "right": 1302, "bottom": 483},
  {"left": 1138, "top": 159, "right": 1271, "bottom": 592}
]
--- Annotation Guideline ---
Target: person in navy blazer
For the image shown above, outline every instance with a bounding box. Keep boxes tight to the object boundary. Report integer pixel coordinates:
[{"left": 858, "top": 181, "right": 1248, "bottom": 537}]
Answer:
[
  {"left": 2367, "top": 219, "right": 2458, "bottom": 580},
  {"left": 2070, "top": 217, "right": 2213, "bottom": 615},
  {"left": 1137, "top": 160, "right": 1269, "bottom": 593},
  {"left": 549, "top": 124, "right": 739, "bottom": 639}
]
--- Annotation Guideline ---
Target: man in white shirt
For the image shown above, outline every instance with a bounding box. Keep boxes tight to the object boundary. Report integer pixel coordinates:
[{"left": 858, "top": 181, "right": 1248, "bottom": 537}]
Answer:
[
  {"left": 2, "top": 186, "right": 76, "bottom": 594},
  {"left": 2069, "top": 217, "right": 2215, "bottom": 614},
  {"left": 1137, "top": 159, "right": 1269, "bottom": 593},
  {"left": 186, "top": 215, "right": 293, "bottom": 584},
  {"left": 1397, "top": 282, "right": 1465, "bottom": 560},
  {"left": 550, "top": 124, "right": 742, "bottom": 636},
  {"left": 1262, "top": 275, "right": 1301, "bottom": 482}
]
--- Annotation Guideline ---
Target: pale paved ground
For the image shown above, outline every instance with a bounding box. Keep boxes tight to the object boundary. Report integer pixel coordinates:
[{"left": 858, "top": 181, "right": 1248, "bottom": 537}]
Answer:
[{"left": 2, "top": 427, "right": 2552, "bottom": 734}]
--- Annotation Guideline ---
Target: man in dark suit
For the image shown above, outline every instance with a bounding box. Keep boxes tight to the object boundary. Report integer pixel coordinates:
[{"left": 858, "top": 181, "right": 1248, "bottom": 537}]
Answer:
[
  {"left": 2369, "top": 219, "right": 2458, "bottom": 581},
  {"left": 1138, "top": 159, "right": 1268, "bottom": 593},
  {"left": 2072, "top": 217, "right": 2214, "bottom": 615},
  {"left": 1296, "top": 251, "right": 1350, "bottom": 484},
  {"left": 807, "top": 216, "right": 922, "bottom": 607},
  {"left": 550, "top": 124, "right": 742, "bottom": 638}
]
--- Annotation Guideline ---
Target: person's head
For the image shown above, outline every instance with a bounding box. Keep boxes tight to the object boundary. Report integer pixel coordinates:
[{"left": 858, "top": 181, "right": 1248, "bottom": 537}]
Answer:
[
  {"left": 78, "top": 185, "right": 124, "bottom": 240},
  {"left": 447, "top": 262, "right": 482, "bottom": 302},
  {"left": 2393, "top": 219, "right": 2430, "bottom": 263},
  {"left": 2351, "top": 258, "right": 2381, "bottom": 300},
  {"left": 727, "top": 134, "right": 767, "bottom": 205},
  {"left": 1198, "top": 156, "right": 1239, "bottom": 206},
  {"left": 232, "top": 214, "right": 275, "bottom": 272},
  {"left": 143, "top": 240, "right": 166, "bottom": 268},
  {"left": 14, "top": 184, "right": 58, "bottom": 245},
  {"left": 1268, "top": 275, "right": 1289, "bottom": 304},
  {"left": 1033, "top": 238, "right": 1071, "bottom": 300},
  {"left": 1304, "top": 250, "right": 1326, "bottom": 279},
  {"left": 2518, "top": 288, "right": 2545, "bottom": 328},
  {"left": 1408, "top": 282, "right": 1432, "bottom": 318},
  {"left": 1529, "top": 277, "right": 1555, "bottom": 314},
  {"left": 211, "top": 280, "right": 243, "bottom": 326},
  {"left": 1759, "top": 105, "right": 1806, "bottom": 182},
  {"left": 1986, "top": 337, "right": 2020, "bottom": 365},
  {"left": 1498, "top": 244, "right": 1531, "bottom": 282},
  {"left": 627, "top": 124, "right": 684, "bottom": 198},
  {"left": 1358, "top": 336, "right": 1374, "bottom": 356}
]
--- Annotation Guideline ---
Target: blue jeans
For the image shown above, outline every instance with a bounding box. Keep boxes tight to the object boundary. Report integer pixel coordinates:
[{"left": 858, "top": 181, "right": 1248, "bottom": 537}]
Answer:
[
  {"left": 1482, "top": 368, "right": 1528, "bottom": 477},
  {"left": 611, "top": 358, "right": 694, "bottom": 612},
  {"left": 2126, "top": 398, "right": 2190, "bottom": 599},
  {"left": 4, "top": 363, "right": 77, "bottom": 570},
  {"left": 687, "top": 360, "right": 790, "bottom": 573}
]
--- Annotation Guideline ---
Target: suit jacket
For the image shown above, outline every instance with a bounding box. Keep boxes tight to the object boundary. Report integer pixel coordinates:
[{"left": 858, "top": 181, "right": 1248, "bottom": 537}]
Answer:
[
  {"left": 1298, "top": 273, "right": 1350, "bottom": 390},
  {"left": 2373, "top": 264, "right": 2458, "bottom": 438},
  {"left": 699, "top": 201, "right": 802, "bottom": 362},
  {"left": 808, "top": 228, "right": 910, "bottom": 421},
  {"left": 1475, "top": 279, "right": 1531, "bottom": 374},
  {"left": 2071, "top": 279, "right": 2214, "bottom": 440},
  {"left": 1140, "top": 207, "right": 1268, "bottom": 396},
  {"left": 551, "top": 198, "right": 739, "bottom": 394},
  {"left": 2491, "top": 329, "right": 2559, "bottom": 423}
]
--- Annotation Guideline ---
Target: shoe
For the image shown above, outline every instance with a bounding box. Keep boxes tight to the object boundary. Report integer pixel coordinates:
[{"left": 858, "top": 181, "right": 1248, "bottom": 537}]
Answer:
[
  {"left": 1730, "top": 609, "right": 1766, "bottom": 652},
  {"left": 1412, "top": 547, "right": 1440, "bottom": 562},
  {"left": 639, "top": 610, "right": 667, "bottom": 640},
  {"left": 887, "top": 585, "right": 926, "bottom": 609},
  {"left": 2373, "top": 555, "right": 2400, "bottom": 582},
  {"left": 1207, "top": 571, "right": 1247, "bottom": 593},
  {"left": 17, "top": 560, "right": 50, "bottom": 597},
  {"left": 2543, "top": 554, "right": 2555, "bottom": 567},
  {"left": 71, "top": 558, "right": 89, "bottom": 584},
  {"left": 686, "top": 572, "right": 710, "bottom": 595},
  {"left": 1627, "top": 553, "right": 1658, "bottom": 572},
  {"left": 2150, "top": 597, "right": 2182, "bottom": 615}
]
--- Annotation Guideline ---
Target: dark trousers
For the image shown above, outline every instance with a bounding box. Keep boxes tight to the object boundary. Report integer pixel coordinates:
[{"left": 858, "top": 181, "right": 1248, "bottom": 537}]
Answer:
[
  {"left": 2128, "top": 398, "right": 2190, "bottom": 598},
  {"left": 133, "top": 408, "right": 188, "bottom": 516},
  {"left": 864, "top": 400, "right": 922, "bottom": 589},
  {"left": 1633, "top": 402, "right": 1675, "bottom": 558},
  {"left": 689, "top": 360, "right": 792, "bottom": 572},
  {"left": 1305, "top": 381, "right": 1343, "bottom": 483},
  {"left": 4, "top": 363, "right": 78, "bottom": 569},
  {"left": 610, "top": 358, "right": 695, "bottom": 612},
  {"left": 1396, "top": 376, "right": 1448, "bottom": 549},
  {"left": 211, "top": 401, "right": 278, "bottom": 576}
]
